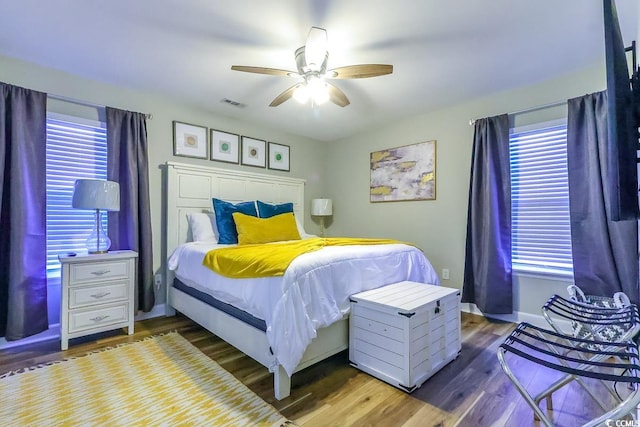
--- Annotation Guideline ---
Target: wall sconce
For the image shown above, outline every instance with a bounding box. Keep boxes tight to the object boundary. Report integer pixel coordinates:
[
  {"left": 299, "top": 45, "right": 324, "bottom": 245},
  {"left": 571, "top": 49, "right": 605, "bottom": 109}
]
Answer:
[
  {"left": 72, "top": 179, "right": 120, "bottom": 254},
  {"left": 311, "top": 198, "right": 333, "bottom": 237}
]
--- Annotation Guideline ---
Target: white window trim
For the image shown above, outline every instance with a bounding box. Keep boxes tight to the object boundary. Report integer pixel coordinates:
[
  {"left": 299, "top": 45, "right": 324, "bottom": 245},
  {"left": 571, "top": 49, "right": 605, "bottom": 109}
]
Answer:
[
  {"left": 511, "top": 118, "right": 567, "bottom": 134},
  {"left": 45, "top": 113, "right": 107, "bottom": 279},
  {"left": 47, "top": 112, "right": 105, "bottom": 129}
]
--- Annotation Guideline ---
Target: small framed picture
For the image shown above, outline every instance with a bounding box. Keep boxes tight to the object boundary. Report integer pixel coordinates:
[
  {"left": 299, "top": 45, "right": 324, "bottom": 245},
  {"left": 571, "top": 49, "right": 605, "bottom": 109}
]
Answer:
[
  {"left": 241, "top": 136, "right": 266, "bottom": 168},
  {"left": 268, "top": 142, "right": 290, "bottom": 172},
  {"left": 173, "top": 121, "right": 208, "bottom": 159},
  {"left": 210, "top": 129, "right": 240, "bottom": 164}
]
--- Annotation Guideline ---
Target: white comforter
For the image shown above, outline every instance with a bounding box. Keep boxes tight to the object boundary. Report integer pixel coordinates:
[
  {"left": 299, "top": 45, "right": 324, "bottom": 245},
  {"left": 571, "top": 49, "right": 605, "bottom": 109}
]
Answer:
[{"left": 168, "top": 241, "right": 439, "bottom": 376}]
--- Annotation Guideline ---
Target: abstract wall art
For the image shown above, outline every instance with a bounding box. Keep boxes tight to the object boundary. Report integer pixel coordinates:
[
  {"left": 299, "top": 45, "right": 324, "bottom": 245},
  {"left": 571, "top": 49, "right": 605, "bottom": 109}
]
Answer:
[{"left": 370, "top": 140, "right": 436, "bottom": 202}]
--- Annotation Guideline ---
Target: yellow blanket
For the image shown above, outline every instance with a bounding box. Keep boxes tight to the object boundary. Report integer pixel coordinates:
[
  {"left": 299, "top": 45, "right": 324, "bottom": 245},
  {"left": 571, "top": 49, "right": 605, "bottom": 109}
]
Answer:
[{"left": 202, "top": 237, "right": 403, "bottom": 278}]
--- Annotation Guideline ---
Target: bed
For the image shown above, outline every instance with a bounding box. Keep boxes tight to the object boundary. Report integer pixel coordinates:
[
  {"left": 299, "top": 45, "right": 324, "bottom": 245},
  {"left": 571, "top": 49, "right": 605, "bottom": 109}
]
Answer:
[{"left": 163, "top": 161, "right": 439, "bottom": 399}]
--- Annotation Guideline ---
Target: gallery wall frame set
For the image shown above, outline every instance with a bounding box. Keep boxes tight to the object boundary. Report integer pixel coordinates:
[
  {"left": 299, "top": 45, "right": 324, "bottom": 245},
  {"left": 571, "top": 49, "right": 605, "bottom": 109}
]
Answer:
[
  {"left": 173, "top": 121, "right": 208, "bottom": 159},
  {"left": 240, "top": 138, "right": 291, "bottom": 171},
  {"left": 241, "top": 136, "right": 266, "bottom": 168},
  {"left": 370, "top": 140, "right": 436, "bottom": 202},
  {"left": 268, "top": 142, "right": 290, "bottom": 172},
  {"left": 172, "top": 120, "right": 290, "bottom": 172},
  {"left": 210, "top": 129, "right": 240, "bottom": 164}
]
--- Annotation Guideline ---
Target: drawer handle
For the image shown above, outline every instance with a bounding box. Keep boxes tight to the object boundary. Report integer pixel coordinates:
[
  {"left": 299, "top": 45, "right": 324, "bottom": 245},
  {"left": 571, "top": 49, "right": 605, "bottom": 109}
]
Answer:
[
  {"left": 90, "top": 292, "right": 111, "bottom": 299},
  {"left": 89, "top": 315, "right": 110, "bottom": 322},
  {"left": 91, "top": 270, "right": 111, "bottom": 276}
]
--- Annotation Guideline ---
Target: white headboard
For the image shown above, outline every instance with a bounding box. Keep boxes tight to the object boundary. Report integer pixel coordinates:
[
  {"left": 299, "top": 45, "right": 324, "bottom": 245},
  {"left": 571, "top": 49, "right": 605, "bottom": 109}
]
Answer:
[{"left": 163, "top": 161, "right": 306, "bottom": 294}]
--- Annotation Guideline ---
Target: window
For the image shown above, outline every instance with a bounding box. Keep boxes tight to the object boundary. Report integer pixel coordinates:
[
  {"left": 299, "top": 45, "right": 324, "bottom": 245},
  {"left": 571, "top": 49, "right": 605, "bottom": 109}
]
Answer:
[
  {"left": 45, "top": 115, "right": 107, "bottom": 276},
  {"left": 510, "top": 121, "right": 573, "bottom": 276}
]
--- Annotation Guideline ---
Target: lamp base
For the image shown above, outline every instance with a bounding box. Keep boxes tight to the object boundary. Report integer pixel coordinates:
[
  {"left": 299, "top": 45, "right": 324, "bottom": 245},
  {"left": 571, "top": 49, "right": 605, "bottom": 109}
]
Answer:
[{"left": 86, "top": 209, "right": 111, "bottom": 254}]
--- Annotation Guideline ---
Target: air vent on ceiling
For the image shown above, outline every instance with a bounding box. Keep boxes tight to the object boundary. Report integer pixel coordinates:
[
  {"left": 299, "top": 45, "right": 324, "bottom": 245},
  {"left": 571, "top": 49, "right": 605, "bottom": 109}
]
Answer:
[{"left": 220, "top": 98, "right": 246, "bottom": 108}]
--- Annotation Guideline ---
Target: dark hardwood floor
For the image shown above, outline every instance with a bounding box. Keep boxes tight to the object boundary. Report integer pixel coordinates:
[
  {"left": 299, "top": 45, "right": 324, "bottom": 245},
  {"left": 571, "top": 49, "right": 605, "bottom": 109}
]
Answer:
[{"left": 0, "top": 312, "right": 621, "bottom": 426}]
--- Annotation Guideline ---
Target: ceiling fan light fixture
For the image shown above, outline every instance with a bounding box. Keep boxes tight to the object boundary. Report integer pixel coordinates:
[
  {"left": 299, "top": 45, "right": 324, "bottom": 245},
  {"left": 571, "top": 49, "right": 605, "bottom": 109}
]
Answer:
[
  {"left": 293, "top": 84, "right": 310, "bottom": 104},
  {"left": 304, "top": 27, "right": 328, "bottom": 72},
  {"left": 293, "top": 77, "right": 329, "bottom": 105},
  {"left": 232, "top": 27, "right": 392, "bottom": 108},
  {"left": 308, "top": 77, "right": 329, "bottom": 105}
]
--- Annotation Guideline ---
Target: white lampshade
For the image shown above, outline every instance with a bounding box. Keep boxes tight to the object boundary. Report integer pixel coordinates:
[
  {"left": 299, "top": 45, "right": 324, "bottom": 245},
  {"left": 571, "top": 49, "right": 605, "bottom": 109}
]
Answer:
[
  {"left": 311, "top": 198, "right": 333, "bottom": 216},
  {"left": 72, "top": 179, "right": 120, "bottom": 211}
]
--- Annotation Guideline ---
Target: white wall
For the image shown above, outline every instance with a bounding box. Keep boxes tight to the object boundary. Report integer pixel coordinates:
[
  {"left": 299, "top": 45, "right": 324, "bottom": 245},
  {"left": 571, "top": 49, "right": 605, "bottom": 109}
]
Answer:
[
  {"left": 324, "top": 64, "right": 606, "bottom": 321},
  {"left": 0, "top": 54, "right": 328, "bottom": 314}
]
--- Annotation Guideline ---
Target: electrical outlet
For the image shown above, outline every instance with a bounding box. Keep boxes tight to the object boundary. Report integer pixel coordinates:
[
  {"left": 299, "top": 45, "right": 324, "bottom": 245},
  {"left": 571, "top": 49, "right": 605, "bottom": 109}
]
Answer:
[
  {"left": 154, "top": 273, "right": 162, "bottom": 289},
  {"left": 442, "top": 269, "right": 450, "bottom": 280}
]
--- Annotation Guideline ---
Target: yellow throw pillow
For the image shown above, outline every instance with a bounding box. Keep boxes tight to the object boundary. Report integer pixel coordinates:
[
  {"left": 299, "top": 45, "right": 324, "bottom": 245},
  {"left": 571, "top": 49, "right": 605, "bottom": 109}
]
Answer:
[{"left": 232, "top": 211, "right": 301, "bottom": 245}]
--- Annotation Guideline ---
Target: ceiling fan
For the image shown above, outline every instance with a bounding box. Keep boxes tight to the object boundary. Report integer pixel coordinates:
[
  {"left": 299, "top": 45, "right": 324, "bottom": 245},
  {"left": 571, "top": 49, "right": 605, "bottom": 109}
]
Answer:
[{"left": 231, "top": 27, "right": 393, "bottom": 107}]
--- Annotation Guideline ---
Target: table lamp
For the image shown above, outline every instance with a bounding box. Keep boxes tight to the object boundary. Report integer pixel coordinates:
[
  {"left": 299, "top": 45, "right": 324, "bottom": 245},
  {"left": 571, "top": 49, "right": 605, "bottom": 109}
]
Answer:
[
  {"left": 311, "top": 198, "right": 333, "bottom": 237},
  {"left": 72, "top": 179, "right": 120, "bottom": 254}
]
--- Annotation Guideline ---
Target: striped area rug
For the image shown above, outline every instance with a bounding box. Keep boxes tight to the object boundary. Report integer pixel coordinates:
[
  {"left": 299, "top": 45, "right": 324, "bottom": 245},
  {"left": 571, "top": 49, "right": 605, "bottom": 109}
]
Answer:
[{"left": 0, "top": 332, "right": 289, "bottom": 426}]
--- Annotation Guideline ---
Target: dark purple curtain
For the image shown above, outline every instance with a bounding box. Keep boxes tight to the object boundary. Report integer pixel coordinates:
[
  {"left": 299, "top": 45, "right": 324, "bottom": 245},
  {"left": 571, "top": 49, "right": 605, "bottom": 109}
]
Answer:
[
  {"left": 462, "top": 114, "right": 513, "bottom": 314},
  {"left": 0, "top": 82, "right": 48, "bottom": 340},
  {"left": 567, "top": 91, "right": 639, "bottom": 303},
  {"left": 106, "top": 107, "right": 154, "bottom": 312}
]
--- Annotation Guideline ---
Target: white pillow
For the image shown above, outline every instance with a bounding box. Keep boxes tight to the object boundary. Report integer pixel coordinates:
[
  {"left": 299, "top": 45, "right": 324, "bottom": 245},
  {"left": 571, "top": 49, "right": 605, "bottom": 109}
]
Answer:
[
  {"left": 295, "top": 215, "right": 317, "bottom": 239},
  {"left": 186, "top": 212, "right": 218, "bottom": 242}
]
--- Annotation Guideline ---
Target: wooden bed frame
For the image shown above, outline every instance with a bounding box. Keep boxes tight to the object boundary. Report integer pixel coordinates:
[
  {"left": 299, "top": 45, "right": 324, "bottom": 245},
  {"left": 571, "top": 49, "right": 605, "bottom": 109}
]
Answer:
[{"left": 163, "top": 161, "right": 348, "bottom": 400}]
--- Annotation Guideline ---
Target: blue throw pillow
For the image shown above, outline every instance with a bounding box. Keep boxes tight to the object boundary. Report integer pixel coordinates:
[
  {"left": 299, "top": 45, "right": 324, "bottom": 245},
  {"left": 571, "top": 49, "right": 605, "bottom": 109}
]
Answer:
[
  {"left": 257, "top": 201, "right": 294, "bottom": 218},
  {"left": 212, "top": 198, "right": 258, "bottom": 244}
]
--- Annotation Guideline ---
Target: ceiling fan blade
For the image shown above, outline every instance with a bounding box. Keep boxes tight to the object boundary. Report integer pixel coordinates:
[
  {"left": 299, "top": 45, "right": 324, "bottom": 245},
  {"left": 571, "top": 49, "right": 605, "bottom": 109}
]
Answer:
[
  {"left": 327, "top": 64, "right": 393, "bottom": 79},
  {"left": 327, "top": 83, "right": 350, "bottom": 107},
  {"left": 231, "top": 65, "right": 296, "bottom": 77},
  {"left": 269, "top": 84, "right": 299, "bottom": 107},
  {"left": 304, "top": 27, "right": 328, "bottom": 71}
]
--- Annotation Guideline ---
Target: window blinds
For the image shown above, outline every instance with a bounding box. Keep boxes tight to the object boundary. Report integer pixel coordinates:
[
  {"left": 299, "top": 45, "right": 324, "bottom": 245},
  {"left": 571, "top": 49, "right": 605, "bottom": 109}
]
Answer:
[
  {"left": 510, "top": 123, "right": 573, "bottom": 275},
  {"left": 45, "top": 117, "right": 107, "bottom": 274}
]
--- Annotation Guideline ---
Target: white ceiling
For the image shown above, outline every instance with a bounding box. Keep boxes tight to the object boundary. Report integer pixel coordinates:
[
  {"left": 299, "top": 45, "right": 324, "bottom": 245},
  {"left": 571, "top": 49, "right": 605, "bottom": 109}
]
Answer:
[{"left": 0, "top": 1, "right": 637, "bottom": 141}]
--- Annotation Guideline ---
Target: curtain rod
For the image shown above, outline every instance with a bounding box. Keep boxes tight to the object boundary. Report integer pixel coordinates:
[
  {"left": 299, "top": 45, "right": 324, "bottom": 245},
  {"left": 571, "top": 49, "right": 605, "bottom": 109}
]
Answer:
[
  {"left": 48, "top": 93, "right": 153, "bottom": 120},
  {"left": 468, "top": 99, "right": 566, "bottom": 126}
]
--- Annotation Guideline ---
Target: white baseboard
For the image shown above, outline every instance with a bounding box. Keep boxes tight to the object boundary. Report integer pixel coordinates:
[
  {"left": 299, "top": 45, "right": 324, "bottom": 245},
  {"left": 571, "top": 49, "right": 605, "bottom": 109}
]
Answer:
[
  {"left": 0, "top": 323, "right": 61, "bottom": 351},
  {"left": 461, "top": 302, "right": 571, "bottom": 332},
  {"left": 0, "top": 304, "right": 167, "bottom": 352},
  {"left": 134, "top": 303, "right": 166, "bottom": 321}
]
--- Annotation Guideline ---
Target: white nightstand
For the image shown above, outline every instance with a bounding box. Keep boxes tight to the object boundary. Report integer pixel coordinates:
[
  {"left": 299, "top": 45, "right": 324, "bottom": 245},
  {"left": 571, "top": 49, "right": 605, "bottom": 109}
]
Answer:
[{"left": 58, "top": 250, "right": 138, "bottom": 350}]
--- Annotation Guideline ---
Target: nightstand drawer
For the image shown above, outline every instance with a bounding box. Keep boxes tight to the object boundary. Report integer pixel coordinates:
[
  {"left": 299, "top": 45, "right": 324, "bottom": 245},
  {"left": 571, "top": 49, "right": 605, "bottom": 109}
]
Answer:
[
  {"left": 69, "top": 282, "right": 129, "bottom": 309},
  {"left": 68, "top": 303, "right": 129, "bottom": 333},
  {"left": 70, "top": 260, "right": 130, "bottom": 284}
]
